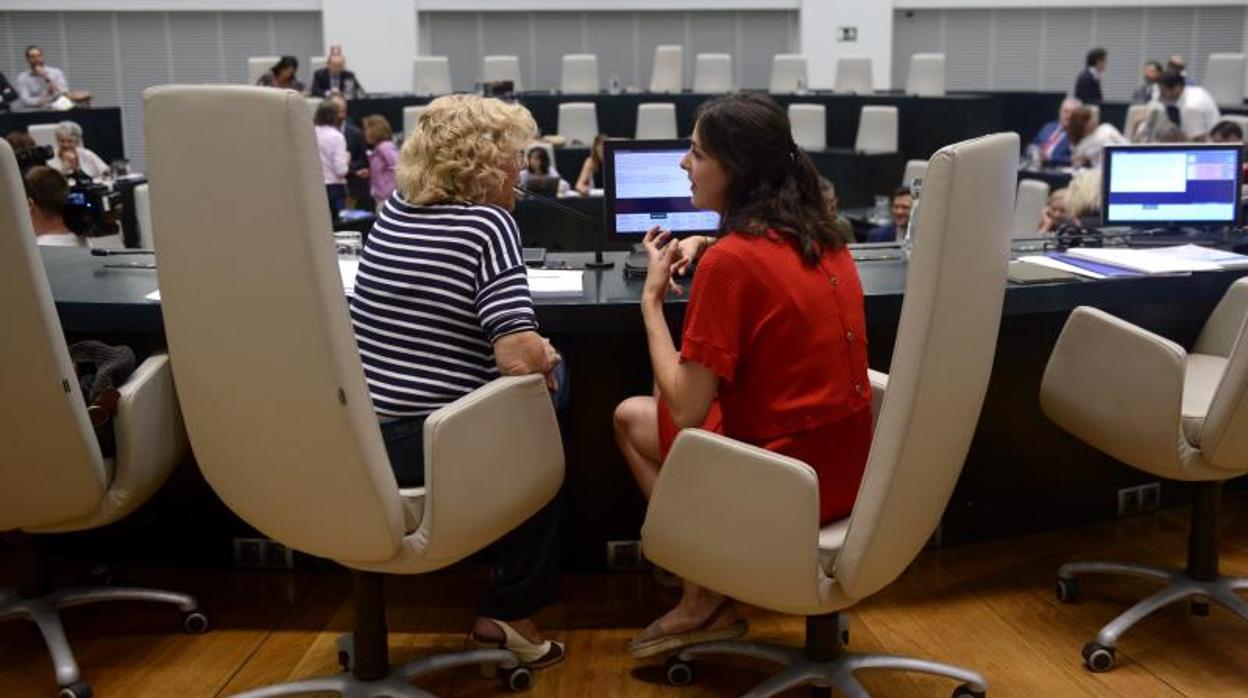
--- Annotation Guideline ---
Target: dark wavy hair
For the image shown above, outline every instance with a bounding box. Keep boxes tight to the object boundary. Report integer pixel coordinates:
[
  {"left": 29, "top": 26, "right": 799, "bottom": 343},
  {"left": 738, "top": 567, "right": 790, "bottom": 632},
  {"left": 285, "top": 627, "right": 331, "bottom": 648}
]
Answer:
[{"left": 693, "top": 93, "right": 842, "bottom": 264}]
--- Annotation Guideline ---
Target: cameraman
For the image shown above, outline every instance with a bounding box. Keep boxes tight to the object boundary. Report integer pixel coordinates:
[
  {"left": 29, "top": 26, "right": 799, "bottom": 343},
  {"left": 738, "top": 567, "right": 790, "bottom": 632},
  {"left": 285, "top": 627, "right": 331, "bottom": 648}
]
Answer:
[{"left": 24, "top": 165, "right": 84, "bottom": 247}]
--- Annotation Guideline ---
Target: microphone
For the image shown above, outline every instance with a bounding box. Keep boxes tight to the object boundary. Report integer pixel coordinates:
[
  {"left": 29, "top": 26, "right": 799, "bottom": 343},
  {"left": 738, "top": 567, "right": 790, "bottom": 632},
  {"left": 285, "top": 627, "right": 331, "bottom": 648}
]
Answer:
[
  {"left": 91, "top": 248, "right": 154, "bottom": 256},
  {"left": 513, "top": 186, "right": 614, "bottom": 269}
]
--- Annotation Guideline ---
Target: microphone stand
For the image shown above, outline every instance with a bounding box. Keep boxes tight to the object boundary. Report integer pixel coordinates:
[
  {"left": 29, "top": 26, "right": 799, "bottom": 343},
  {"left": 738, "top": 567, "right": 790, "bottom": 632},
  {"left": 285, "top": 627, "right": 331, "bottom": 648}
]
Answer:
[{"left": 514, "top": 186, "right": 614, "bottom": 269}]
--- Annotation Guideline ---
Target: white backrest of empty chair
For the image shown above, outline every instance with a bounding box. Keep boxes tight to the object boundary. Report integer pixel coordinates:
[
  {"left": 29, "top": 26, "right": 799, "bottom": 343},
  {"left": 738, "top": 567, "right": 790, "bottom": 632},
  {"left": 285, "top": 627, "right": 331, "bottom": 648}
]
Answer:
[
  {"left": 834, "top": 56, "right": 874, "bottom": 94},
  {"left": 483, "top": 55, "right": 523, "bottom": 92},
  {"left": 636, "top": 103, "right": 677, "bottom": 140},
  {"left": 310, "top": 55, "right": 327, "bottom": 74},
  {"left": 649, "top": 45, "right": 684, "bottom": 93},
  {"left": 28, "top": 123, "right": 58, "bottom": 149},
  {"left": 854, "top": 106, "right": 899, "bottom": 154},
  {"left": 403, "top": 105, "right": 427, "bottom": 139},
  {"left": 1011, "top": 178, "right": 1050, "bottom": 239},
  {"left": 1204, "top": 53, "right": 1246, "bottom": 107},
  {"left": 558, "top": 102, "right": 599, "bottom": 146},
  {"left": 906, "top": 53, "right": 947, "bottom": 97},
  {"left": 788, "top": 104, "right": 826, "bottom": 151},
  {"left": 412, "top": 56, "right": 452, "bottom": 96},
  {"left": 561, "top": 54, "right": 600, "bottom": 93},
  {"left": 901, "top": 159, "right": 928, "bottom": 189},
  {"left": 770, "top": 54, "right": 808, "bottom": 93},
  {"left": 134, "top": 182, "right": 154, "bottom": 249},
  {"left": 1123, "top": 104, "right": 1151, "bottom": 140},
  {"left": 694, "top": 53, "right": 733, "bottom": 93},
  {"left": 248, "top": 56, "right": 279, "bottom": 85}
]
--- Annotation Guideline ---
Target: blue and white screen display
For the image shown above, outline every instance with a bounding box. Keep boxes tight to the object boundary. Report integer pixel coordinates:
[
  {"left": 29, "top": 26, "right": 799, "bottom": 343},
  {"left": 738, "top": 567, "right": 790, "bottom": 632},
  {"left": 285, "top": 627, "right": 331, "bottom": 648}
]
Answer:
[
  {"left": 611, "top": 148, "right": 721, "bottom": 234},
  {"left": 1105, "top": 148, "right": 1240, "bottom": 224}
]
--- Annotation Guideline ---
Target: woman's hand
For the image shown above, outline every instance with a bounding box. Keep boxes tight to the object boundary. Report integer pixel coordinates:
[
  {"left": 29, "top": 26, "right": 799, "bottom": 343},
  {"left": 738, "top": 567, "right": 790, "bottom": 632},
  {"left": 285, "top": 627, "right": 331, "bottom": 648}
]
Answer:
[
  {"left": 641, "top": 226, "right": 685, "bottom": 303},
  {"left": 542, "top": 337, "right": 562, "bottom": 391},
  {"left": 673, "top": 235, "right": 711, "bottom": 278}
]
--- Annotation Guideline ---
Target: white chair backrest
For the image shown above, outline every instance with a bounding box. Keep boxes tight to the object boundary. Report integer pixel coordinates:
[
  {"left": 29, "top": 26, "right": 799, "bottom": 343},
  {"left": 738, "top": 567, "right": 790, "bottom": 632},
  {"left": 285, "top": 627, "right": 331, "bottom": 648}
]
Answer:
[
  {"left": 1011, "top": 178, "right": 1050, "bottom": 239},
  {"left": 28, "top": 123, "right": 58, "bottom": 150},
  {"left": 412, "top": 56, "right": 452, "bottom": 95},
  {"left": 636, "top": 103, "right": 677, "bottom": 140},
  {"left": 770, "top": 54, "right": 808, "bottom": 93},
  {"left": 248, "top": 56, "right": 279, "bottom": 85},
  {"left": 788, "top": 103, "right": 826, "bottom": 151},
  {"left": 901, "top": 159, "right": 928, "bottom": 189},
  {"left": 402, "top": 105, "right": 427, "bottom": 139},
  {"left": 854, "top": 105, "right": 898, "bottom": 154},
  {"left": 833, "top": 132, "right": 1018, "bottom": 599},
  {"left": 134, "top": 182, "right": 154, "bottom": 249},
  {"left": 1193, "top": 279, "right": 1248, "bottom": 472},
  {"left": 1086, "top": 104, "right": 1101, "bottom": 123},
  {"left": 560, "top": 54, "right": 600, "bottom": 93},
  {"left": 649, "top": 45, "right": 684, "bottom": 93},
  {"left": 1204, "top": 53, "right": 1246, "bottom": 107},
  {"left": 906, "top": 53, "right": 947, "bottom": 97},
  {"left": 143, "top": 86, "right": 406, "bottom": 563},
  {"left": 834, "top": 56, "right": 874, "bottom": 94},
  {"left": 0, "top": 141, "right": 107, "bottom": 532},
  {"left": 693, "top": 53, "right": 733, "bottom": 94},
  {"left": 305, "top": 96, "right": 323, "bottom": 118},
  {"left": 558, "top": 102, "right": 599, "bottom": 146},
  {"left": 483, "top": 55, "right": 523, "bottom": 92},
  {"left": 310, "top": 55, "right": 327, "bottom": 74},
  {"left": 1123, "top": 103, "right": 1151, "bottom": 140}
]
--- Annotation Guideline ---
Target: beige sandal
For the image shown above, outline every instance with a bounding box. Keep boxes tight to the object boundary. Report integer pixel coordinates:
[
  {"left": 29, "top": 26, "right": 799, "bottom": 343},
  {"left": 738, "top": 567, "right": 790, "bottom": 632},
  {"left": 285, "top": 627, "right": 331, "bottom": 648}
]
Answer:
[
  {"left": 628, "top": 601, "right": 748, "bottom": 660},
  {"left": 466, "top": 618, "right": 566, "bottom": 678}
]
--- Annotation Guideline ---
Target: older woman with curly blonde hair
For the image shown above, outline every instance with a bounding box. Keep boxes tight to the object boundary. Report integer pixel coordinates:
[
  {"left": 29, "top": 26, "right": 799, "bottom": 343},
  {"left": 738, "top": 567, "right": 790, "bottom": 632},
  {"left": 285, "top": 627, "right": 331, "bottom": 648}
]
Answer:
[{"left": 348, "top": 94, "right": 566, "bottom": 671}]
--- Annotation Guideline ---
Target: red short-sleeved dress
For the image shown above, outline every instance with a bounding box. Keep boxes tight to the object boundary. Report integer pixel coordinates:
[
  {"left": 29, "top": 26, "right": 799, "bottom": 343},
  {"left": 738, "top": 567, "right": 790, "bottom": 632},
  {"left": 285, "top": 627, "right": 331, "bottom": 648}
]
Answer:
[{"left": 657, "top": 230, "right": 874, "bottom": 524}]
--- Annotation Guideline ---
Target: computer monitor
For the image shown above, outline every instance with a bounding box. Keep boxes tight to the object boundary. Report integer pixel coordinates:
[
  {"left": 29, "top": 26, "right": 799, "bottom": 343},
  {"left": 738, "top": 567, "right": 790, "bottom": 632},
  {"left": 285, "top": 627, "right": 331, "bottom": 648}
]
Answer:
[
  {"left": 524, "top": 175, "right": 561, "bottom": 198},
  {"left": 1102, "top": 143, "right": 1242, "bottom": 227},
  {"left": 603, "top": 139, "right": 721, "bottom": 241}
]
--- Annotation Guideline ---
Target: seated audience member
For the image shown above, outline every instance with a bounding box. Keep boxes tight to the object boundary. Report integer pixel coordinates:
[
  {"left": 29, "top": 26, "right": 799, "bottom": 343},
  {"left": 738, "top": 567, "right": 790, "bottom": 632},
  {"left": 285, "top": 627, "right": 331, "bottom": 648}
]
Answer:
[
  {"left": 1131, "top": 102, "right": 1178, "bottom": 143},
  {"left": 1132, "top": 61, "right": 1163, "bottom": 103},
  {"left": 1038, "top": 188, "right": 1070, "bottom": 234},
  {"left": 348, "top": 94, "right": 565, "bottom": 671},
  {"left": 613, "top": 93, "right": 872, "bottom": 657},
  {"left": 1030, "top": 97, "right": 1080, "bottom": 167},
  {"left": 0, "top": 70, "right": 17, "bottom": 106},
  {"left": 46, "top": 121, "right": 109, "bottom": 181},
  {"left": 6, "top": 130, "right": 36, "bottom": 152},
  {"left": 313, "top": 101, "right": 348, "bottom": 218},
  {"left": 575, "top": 133, "right": 607, "bottom": 197},
  {"left": 520, "top": 146, "right": 571, "bottom": 196},
  {"left": 311, "top": 52, "right": 365, "bottom": 100},
  {"left": 818, "top": 176, "right": 856, "bottom": 245},
  {"left": 1159, "top": 72, "right": 1219, "bottom": 140},
  {"left": 1066, "top": 168, "right": 1103, "bottom": 228},
  {"left": 24, "top": 166, "right": 82, "bottom": 247},
  {"left": 330, "top": 95, "right": 370, "bottom": 207},
  {"left": 1074, "top": 48, "right": 1106, "bottom": 104},
  {"left": 362, "top": 115, "right": 397, "bottom": 207},
  {"left": 866, "top": 187, "right": 913, "bottom": 243},
  {"left": 16, "top": 45, "right": 90, "bottom": 109},
  {"left": 1209, "top": 120, "right": 1243, "bottom": 144},
  {"left": 1167, "top": 55, "right": 1193, "bottom": 84},
  {"left": 1067, "top": 106, "right": 1127, "bottom": 169},
  {"left": 256, "top": 56, "right": 306, "bottom": 94}
]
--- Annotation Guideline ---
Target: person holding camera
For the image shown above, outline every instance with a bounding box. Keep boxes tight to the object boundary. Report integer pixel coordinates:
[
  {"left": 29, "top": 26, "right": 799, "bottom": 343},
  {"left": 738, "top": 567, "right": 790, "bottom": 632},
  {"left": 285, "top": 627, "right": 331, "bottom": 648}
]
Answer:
[{"left": 24, "top": 165, "right": 83, "bottom": 247}]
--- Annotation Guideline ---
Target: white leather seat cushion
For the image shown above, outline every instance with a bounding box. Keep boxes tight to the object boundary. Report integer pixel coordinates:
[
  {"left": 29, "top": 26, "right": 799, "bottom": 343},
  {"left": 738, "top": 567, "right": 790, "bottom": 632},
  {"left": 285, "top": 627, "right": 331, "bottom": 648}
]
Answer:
[
  {"left": 818, "top": 517, "right": 851, "bottom": 573},
  {"left": 400, "top": 487, "right": 426, "bottom": 534},
  {"left": 1183, "top": 353, "right": 1227, "bottom": 446}
]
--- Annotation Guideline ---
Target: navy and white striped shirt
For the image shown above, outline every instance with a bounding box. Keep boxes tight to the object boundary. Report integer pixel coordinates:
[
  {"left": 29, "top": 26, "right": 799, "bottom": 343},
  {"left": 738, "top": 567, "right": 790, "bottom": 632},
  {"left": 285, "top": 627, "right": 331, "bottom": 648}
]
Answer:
[{"left": 349, "top": 196, "right": 537, "bottom": 417}]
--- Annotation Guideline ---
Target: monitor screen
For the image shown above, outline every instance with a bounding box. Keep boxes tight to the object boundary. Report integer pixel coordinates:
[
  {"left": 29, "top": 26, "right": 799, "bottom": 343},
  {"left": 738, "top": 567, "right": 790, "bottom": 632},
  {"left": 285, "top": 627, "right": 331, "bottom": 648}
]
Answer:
[
  {"left": 603, "top": 139, "right": 721, "bottom": 239},
  {"left": 1103, "top": 144, "right": 1242, "bottom": 226}
]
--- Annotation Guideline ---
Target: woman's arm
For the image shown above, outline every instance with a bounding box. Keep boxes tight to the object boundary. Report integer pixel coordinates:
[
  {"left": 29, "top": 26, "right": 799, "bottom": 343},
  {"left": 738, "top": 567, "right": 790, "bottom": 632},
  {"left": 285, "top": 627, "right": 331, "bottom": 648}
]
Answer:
[
  {"left": 574, "top": 158, "right": 593, "bottom": 196},
  {"left": 494, "top": 331, "right": 562, "bottom": 390}
]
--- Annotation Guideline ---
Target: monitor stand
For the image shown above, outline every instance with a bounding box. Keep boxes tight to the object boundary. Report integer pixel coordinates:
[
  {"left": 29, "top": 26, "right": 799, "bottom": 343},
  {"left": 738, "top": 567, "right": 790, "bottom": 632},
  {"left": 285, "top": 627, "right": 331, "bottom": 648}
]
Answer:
[{"left": 623, "top": 244, "right": 648, "bottom": 277}]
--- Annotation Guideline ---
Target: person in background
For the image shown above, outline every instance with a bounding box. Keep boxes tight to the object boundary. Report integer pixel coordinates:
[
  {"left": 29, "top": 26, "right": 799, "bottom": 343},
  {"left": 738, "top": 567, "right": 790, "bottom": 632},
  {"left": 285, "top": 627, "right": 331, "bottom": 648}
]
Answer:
[
  {"left": 256, "top": 56, "right": 306, "bottom": 94},
  {"left": 312, "top": 51, "right": 365, "bottom": 100},
  {"left": 330, "top": 95, "right": 370, "bottom": 207},
  {"left": 1074, "top": 48, "right": 1106, "bottom": 104},
  {"left": 1167, "top": 55, "right": 1193, "bottom": 84},
  {"left": 1066, "top": 169, "right": 1103, "bottom": 228},
  {"left": 1067, "top": 106, "right": 1128, "bottom": 169},
  {"left": 362, "top": 115, "right": 398, "bottom": 207},
  {"left": 866, "top": 187, "right": 912, "bottom": 243},
  {"left": 1209, "top": 120, "right": 1243, "bottom": 144},
  {"left": 818, "top": 176, "right": 856, "bottom": 245},
  {"left": 6, "top": 130, "right": 36, "bottom": 152},
  {"left": 575, "top": 133, "right": 608, "bottom": 197},
  {"left": 16, "top": 45, "right": 90, "bottom": 110},
  {"left": 1158, "top": 72, "right": 1220, "bottom": 140},
  {"left": 1030, "top": 97, "right": 1080, "bottom": 167},
  {"left": 46, "top": 121, "right": 109, "bottom": 181},
  {"left": 313, "top": 100, "right": 348, "bottom": 219},
  {"left": 1038, "top": 188, "right": 1070, "bottom": 235},
  {"left": 1132, "top": 61, "right": 1163, "bottom": 103},
  {"left": 520, "top": 146, "right": 571, "bottom": 196},
  {"left": 24, "top": 166, "right": 82, "bottom": 247}
]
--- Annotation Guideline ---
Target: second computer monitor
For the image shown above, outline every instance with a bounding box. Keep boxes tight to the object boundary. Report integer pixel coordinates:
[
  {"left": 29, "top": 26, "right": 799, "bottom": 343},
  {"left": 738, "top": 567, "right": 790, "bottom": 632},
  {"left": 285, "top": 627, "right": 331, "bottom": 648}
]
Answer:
[
  {"left": 603, "top": 139, "right": 721, "bottom": 241},
  {"left": 1102, "top": 143, "right": 1242, "bottom": 227}
]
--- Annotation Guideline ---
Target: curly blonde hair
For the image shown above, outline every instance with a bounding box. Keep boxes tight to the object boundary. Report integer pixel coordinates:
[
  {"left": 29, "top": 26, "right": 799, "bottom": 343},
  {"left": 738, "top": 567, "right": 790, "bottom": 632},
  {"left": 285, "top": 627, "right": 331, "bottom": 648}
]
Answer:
[{"left": 397, "top": 94, "right": 536, "bottom": 205}]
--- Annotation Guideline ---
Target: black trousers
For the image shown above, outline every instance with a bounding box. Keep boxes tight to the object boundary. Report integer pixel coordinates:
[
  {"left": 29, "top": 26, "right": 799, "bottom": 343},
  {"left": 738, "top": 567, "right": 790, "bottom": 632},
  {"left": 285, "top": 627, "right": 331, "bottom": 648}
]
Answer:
[{"left": 380, "top": 416, "right": 562, "bottom": 621}]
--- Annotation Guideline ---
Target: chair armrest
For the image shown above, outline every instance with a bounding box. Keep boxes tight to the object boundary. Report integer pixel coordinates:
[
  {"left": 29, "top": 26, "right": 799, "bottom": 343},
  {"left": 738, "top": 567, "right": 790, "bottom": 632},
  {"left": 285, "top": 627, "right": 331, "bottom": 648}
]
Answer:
[
  {"left": 641, "top": 429, "right": 834, "bottom": 617},
  {"left": 1194, "top": 277, "right": 1248, "bottom": 357},
  {"left": 868, "top": 369, "right": 888, "bottom": 426},
  {"left": 1040, "top": 307, "right": 1186, "bottom": 474}
]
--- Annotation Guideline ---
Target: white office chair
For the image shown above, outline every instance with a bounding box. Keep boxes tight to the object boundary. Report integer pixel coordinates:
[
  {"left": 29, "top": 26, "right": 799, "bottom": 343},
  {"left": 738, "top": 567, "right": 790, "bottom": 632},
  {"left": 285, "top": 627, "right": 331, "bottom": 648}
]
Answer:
[
  {"left": 402, "top": 105, "right": 427, "bottom": 140},
  {"left": 560, "top": 54, "right": 600, "bottom": 94},
  {"left": 770, "top": 54, "right": 808, "bottom": 93},
  {"left": 134, "top": 182, "right": 154, "bottom": 249},
  {"left": 650, "top": 45, "right": 684, "bottom": 93},
  {"left": 247, "top": 56, "right": 279, "bottom": 85},
  {"left": 636, "top": 103, "right": 677, "bottom": 140},
  {"left": 642, "top": 132, "right": 1018, "bottom": 697},
  {"left": 854, "top": 106, "right": 899, "bottom": 154},
  {"left": 1043, "top": 278, "right": 1248, "bottom": 672},
  {"left": 310, "top": 55, "right": 327, "bottom": 75},
  {"left": 693, "top": 53, "right": 733, "bottom": 94},
  {"left": 788, "top": 104, "right": 826, "bottom": 151},
  {"left": 483, "top": 55, "right": 523, "bottom": 92},
  {"left": 305, "top": 96, "right": 323, "bottom": 118},
  {"left": 1086, "top": 104, "right": 1101, "bottom": 123},
  {"left": 1203, "top": 53, "right": 1246, "bottom": 108},
  {"left": 901, "top": 159, "right": 928, "bottom": 189},
  {"left": 412, "top": 56, "right": 452, "bottom": 96},
  {"left": 1123, "top": 103, "right": 1151, "bottom": 141},
  {"left": 906, "top": 53, "right": 947, "bottom": 97},
  {"left": 834, "top": 56, "right": 874, "bottom": 94},
  {"left": 1010, "top": 178, "right": 1050, "bottom": 240},
  {"left": 143, "top": 85, "right": 565, "bottom": 697},
  {"left": 28, "top": 123, "right": 58, "bottom": 150},
  {"left": 0, "top": 140, "right": 199, "bottom": 698},
  {"left": 558, "top": 102, "right": 599, "bottom": 146}
]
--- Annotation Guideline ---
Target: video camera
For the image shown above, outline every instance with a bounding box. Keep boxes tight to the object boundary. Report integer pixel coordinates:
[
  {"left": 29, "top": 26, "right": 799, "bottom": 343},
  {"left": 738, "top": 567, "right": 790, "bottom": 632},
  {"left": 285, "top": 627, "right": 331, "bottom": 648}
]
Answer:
[
  {"left": 15, "top": 145, "right": 54, "bottom": 173},
  {"left": 64, "top": 182, "right": 121, "bottom": 237}
]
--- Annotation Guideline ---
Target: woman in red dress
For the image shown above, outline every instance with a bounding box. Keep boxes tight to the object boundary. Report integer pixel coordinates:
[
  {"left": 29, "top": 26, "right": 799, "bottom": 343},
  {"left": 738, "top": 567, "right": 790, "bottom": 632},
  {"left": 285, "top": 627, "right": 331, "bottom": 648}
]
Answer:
[{"left": 614, "top": 93, "right": 874, "bottom": 658}]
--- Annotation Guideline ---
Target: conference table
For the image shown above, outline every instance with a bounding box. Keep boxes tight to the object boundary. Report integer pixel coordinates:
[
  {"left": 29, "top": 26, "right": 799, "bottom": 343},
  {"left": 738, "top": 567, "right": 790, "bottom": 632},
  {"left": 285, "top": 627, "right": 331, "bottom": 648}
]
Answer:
[
  {"left": 0, "top": 106, "right": 126, "bottom": 164},
  {"left": 44, "top": 242, "right": 1248, "bottom": 570}
]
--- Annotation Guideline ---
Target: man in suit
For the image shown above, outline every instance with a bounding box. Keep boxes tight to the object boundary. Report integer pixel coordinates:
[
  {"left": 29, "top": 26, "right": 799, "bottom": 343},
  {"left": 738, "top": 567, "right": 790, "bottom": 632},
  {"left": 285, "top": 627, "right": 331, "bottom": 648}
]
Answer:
[
  {"left": 1074, "top": 48, "right": 1106, "bottom": 104},
  {"left": 312, "top": 53, "right": 365, "bottom": 100},
  {"left": 1029, "top": 96, "right": 1080, "bottom": 167},
  {"left": 867, "top": 188, "right": 913, "bottom": 243},
  {"left": 330, "top": 95, "right": 371, "bottom": 207}
]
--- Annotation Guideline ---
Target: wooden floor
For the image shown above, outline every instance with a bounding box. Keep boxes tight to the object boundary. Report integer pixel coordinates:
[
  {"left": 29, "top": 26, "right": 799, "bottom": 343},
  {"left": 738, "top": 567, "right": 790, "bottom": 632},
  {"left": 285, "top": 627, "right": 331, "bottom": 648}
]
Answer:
[{"left": 3, "top": 492, "right": 1248, "bottom": 697}]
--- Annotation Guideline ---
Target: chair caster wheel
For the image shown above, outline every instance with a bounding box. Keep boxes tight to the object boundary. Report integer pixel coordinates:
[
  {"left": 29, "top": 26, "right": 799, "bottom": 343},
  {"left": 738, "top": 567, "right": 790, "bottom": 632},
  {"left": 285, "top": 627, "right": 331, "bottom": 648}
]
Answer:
[
  {"left": 1190, "top": 599, "right": 1210, "bottom": 616},
  {"left": 952, "top": 684, "right": 985, "bottom": 698},
  {"left": 665, "top": 657, "right": 695, "bottom": 686},
  {"left": 1055, "top": 577, "right": 1080, "bottom": 603},
  {"left": 501, "top": 665, "right": 532, "bottom": 692},
  {"left": 336, "top": 635, "right": 353, "bottom": 671},
  {"left": 838, "top": 614, "right": 850, "bottom": 646},
  {"left": 58, "top": 681, "right": 93, "bottom": 698},
  {"left": 183, "top": 611, "right": 210, "bottom": 634},
  {"left": 1082, "top": 641, "right": 1115, "bottom": 672}
]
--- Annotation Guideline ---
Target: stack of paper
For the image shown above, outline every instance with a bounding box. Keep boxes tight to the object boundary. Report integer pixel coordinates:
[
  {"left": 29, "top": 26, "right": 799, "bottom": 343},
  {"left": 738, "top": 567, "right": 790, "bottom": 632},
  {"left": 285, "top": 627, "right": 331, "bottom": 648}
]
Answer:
[
  {"left": 1062, "top": 247, "right": 1222, "bottom": 274},
  {"left": 339, "top": 258, "right": 360, "bottom": 295},
  {"left": 526, "top": 269, "right": 584, "bottom": 299},
  {"left": 1142, "top": 244, "right": 1248, "bottom": 270}
]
